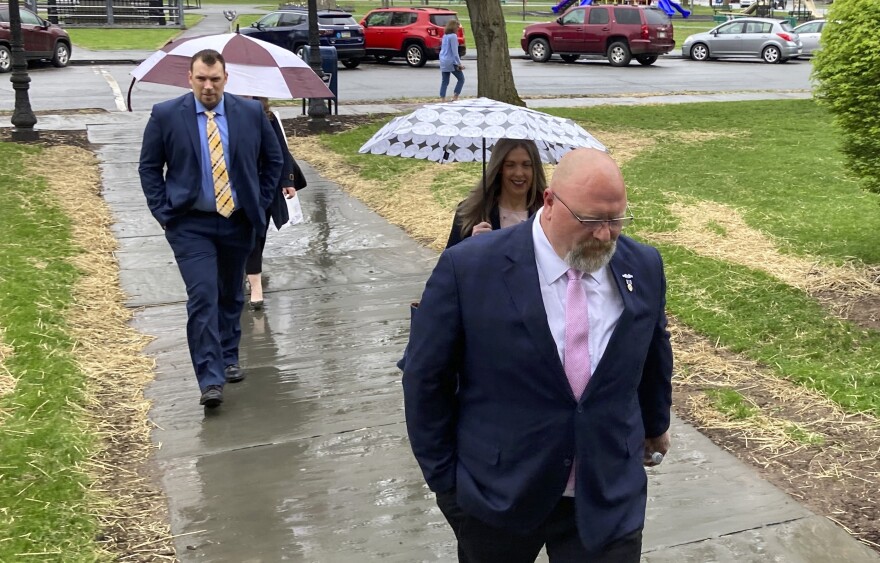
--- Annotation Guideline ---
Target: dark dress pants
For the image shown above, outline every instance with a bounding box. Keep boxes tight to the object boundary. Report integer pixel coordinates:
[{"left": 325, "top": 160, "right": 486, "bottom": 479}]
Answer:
[
  {"left": 165, "top": 210, "right": 255, "bottom": 391},
  {"left": 436, "top": 492, "right": 641, "bottom": 563}
]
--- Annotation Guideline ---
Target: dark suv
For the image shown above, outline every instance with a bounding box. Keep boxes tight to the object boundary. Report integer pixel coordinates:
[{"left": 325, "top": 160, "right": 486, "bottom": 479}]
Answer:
[
  {"left": 521, "top": 5, "right": 673, "bottom": 66},
  {"left": 0, "top": 7, "right": 71, "bottom": 73},
  {"left": 360, "top": 7, "right": 466, "bottom": 67},
  {"left": 239, "top": 7, "right": 365, "bottom": 68}
]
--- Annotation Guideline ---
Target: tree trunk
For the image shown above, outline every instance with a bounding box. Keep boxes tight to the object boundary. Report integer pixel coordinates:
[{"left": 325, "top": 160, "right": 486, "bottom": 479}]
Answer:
[{"left": 464, "top": 0, "right": 524, "bottom": 106}]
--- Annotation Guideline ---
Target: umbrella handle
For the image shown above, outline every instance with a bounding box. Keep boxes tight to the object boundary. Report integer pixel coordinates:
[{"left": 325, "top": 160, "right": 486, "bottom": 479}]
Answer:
[{"left": 126, "top": 77, "right": 135, "bottom": 112}]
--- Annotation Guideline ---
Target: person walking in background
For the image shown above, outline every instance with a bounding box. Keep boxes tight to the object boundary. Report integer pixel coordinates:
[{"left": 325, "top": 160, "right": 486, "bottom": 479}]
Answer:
[
  {"left": 245, "top": 96, "right": 308, "bottom": 311},
  {"left": 138, "top": 49, "right": 283, "bottom": 409},
  {"left": 447, "top": 138, "right": 547, "bottom": 248},
  {"left": 439, "top": 19, "right": 464, "bottom": 102},
  {"left": 403, "top": 148, "right": 673, "bottom": 562}
]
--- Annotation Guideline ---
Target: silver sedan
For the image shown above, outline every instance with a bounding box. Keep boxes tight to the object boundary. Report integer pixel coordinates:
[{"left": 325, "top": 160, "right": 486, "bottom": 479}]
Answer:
[
  {"left": 682, "top": 17, "right": 803, "bottom": 63},
  {"left": 792, "top": 19, "right": 825, "bottom": 57}
]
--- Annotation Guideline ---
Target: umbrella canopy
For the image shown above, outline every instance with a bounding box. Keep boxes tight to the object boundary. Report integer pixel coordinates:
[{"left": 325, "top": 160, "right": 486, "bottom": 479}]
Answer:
[
  {"left": 358, "top": 97, "right": 606, "bottom": 165},
  {"left": 128, "top": 33, "right": 333, "bottom": 108}
]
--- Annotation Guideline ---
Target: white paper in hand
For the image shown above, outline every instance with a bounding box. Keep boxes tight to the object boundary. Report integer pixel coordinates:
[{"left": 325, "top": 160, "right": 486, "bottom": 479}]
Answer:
[{"left": 269, "top": 195, "right": 304, "bottom": 232}]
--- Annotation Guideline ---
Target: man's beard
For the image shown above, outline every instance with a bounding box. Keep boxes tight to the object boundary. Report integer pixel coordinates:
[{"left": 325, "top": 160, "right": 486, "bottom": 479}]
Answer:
[{"left": 565, "top": 239, "right": 617, "bottom": 273}]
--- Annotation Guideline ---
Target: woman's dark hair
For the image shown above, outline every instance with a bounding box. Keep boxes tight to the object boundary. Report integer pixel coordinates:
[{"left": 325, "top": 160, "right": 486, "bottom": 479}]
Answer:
[{"left": 456, "top": 139, "right": 547, "bottom": 239}]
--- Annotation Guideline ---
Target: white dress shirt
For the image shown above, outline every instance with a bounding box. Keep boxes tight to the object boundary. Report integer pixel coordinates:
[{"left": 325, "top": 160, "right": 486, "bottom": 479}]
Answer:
[
  {"left": 532, "top": 208, "right": 624, "bottom": 372},
  {"left": 531, "top": 208, "right": 625, "bottom": 497}
]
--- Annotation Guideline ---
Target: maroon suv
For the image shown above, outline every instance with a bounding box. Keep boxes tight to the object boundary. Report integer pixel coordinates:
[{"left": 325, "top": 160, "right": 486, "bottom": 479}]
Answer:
[
  {"left": 0, "top": 7, "right": 72, "bottom": 73},
  {"left": 521, "top": 5, "right": 673, "bottom": 66}
]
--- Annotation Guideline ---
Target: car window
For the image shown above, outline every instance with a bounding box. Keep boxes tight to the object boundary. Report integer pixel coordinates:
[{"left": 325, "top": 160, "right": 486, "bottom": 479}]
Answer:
[
  {"left": 717, "top": 21, "right": 745, "bottom": 34},
  {"left": 258, "top": 12, "right": 282, "bottom": 27},
  {"left": 430, "top": 14, "right": 458, "bottom": 27},
  {"left": 796, "top": 21, "right": 819, "bottom": 33},
  {"left": 614, "top": 8, "right": 641, "bottom": 25},
  {"left": 562, "top": 9, "right": 585, "bottom": 24},
  {"left": 366, "top": 12, "right": 392, "bottom": 26},
  {"left": 0, "top": 9, "right": 9, "bottom": 23},
  {"left": 745, "top": 21, "right": 767, "bottom": 33},
  {"left": 391, "top": 12, "right": 416, "bottom": 26},
  {"left": 779, "top": 21, "right": 795, "bottom": 32},
  {"left": 588, "top": 8, "right": 609, "bottom": 25},
  {"left": 319, "top": 14, "right": 357, "bottom": 26},
  {"left": 20, "top": 9, "right": 42, "bottom": 25},
  {"left": 643, "top": 9, "right": 670, "bottom": 25},
  {"left": 278, "top": 13, "right": 303, "bottom": 26}
]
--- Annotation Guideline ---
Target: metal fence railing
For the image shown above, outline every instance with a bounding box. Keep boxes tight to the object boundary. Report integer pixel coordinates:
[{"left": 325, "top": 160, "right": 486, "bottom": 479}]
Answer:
[{"left": 38, "top": 0, "right": 187, "bottom": 27}]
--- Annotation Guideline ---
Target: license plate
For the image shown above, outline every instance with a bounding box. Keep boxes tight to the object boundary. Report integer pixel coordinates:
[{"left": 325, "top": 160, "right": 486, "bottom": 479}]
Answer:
[
  {"left": 338, "top": 31, "right": 350, "bottom": 38},
  {"left": 658, "top": 31, "right": 666, "bottom": 38}
]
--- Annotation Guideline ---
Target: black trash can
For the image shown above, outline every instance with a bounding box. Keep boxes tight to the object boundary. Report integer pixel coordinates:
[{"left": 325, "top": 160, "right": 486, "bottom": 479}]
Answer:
[{"left": 301, "top": 45, "right": 338, "bottom": 115}]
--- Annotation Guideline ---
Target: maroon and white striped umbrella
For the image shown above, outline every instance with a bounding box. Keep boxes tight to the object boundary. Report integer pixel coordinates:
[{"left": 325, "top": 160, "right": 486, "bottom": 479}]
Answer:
[{"left": 129, "top": 33, "right": 333, "bottom": 103}]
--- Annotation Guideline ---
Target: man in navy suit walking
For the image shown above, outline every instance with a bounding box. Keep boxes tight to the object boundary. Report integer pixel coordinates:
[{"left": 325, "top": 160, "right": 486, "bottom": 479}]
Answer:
[
  {"left": 403, "top": 148, "right": 673, "bottom": 561},
  {"left": 139, "top": 49, "right": 283, "bottom": 409}
]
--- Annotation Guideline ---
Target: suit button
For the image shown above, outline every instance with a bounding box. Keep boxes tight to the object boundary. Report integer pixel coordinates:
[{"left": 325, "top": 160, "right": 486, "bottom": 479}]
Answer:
[
  {"left": 577, "top": 406, "right": 584, "bottom": 413},
  {"left": 563, "top": 458, "right": 572, "bottom": 467}
]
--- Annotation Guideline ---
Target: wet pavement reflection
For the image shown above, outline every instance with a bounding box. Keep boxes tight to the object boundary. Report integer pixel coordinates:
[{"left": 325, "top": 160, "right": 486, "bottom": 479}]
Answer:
[{"left": 90, "top": 117, "right": 880, "bottom": 563}]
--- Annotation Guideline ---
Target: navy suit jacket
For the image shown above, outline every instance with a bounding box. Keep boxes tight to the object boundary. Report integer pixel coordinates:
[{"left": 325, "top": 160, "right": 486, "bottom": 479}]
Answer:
[
  {"left": 402, "top": 216, "right": 673, "bottom": 554},
  {"left": 138, "top": 92, "right": 283, "bottom": 231}
]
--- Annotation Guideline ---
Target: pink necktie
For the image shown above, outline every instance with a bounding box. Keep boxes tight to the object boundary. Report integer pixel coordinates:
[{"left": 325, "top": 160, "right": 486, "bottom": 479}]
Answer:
[{"left": 564, "top": 268, "right": 591, "bottom": 400}]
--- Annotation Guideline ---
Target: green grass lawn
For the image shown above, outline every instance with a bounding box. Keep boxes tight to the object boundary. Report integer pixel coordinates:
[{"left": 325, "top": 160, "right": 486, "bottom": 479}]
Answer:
[
  {"left": 67, "top": 13, "right": 204, "bottom": 50},
  {"left": 0, "top": 143, "right": 102, "bottom": 560},
  {"left": 318, "top": 99, "right": 880, "bottom": 417}
]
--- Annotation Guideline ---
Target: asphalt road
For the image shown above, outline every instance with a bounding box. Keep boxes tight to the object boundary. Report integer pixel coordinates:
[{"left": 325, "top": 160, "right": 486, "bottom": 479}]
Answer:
[{"left": 1, "top": 55, "right": 813, "bottom": 114}]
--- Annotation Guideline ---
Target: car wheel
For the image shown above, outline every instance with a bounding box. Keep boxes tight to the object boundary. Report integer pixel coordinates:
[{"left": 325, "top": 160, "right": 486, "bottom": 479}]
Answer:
[
  {"left": 560, "top": 54, "right": 579, "bottom": 63},
  {"left": 374, "top": 55, "right": 393, "bottom": 64},
  {"left": 52, "top": 42, "right": 70, "bottom": 68},
  {"left": 0, "top": 45, "right": 11, "bottom": 73},
  {"left": 341, "top": 58, "right": 361, "bottom": 69},
  {"left": 636, "top": 55, "right": 658, "bottom": 66},
  {"left": 690, "top": 43, "right": 709, "bottom": 62},
  {"left": 607, "top": 41, "right": 631, "bottom": 67},
  {"left": 295, "top": 45, "right": 306, "bottom": 59},
  {"left": 405, "top": 43, "right": 426, "bottom": 67},
  {"left": 528, "top": 38, "right": 552, "bottom": 63},
  {"left": 762, "top": 45, "right": 781, "bottom": 63}
]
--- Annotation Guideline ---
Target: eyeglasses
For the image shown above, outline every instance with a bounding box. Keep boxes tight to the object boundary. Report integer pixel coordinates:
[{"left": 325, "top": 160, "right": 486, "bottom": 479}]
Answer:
[{"left": 552, "top": 192, "right": 634, "bottom": 231}]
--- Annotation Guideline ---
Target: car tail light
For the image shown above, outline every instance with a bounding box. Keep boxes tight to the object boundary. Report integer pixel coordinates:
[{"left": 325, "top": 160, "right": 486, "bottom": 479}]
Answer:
[
  {"left": 427, "top": 27, "right": 438, "bottom": 36},
  {"left": 777, "top": 32, "right": 793, "bottom": 42},
  {"left": 319, "top": 28, "right": 333, "bottom": 37},
  {"left": 641, "top": 24, "right": 649, "bottom": 40}
]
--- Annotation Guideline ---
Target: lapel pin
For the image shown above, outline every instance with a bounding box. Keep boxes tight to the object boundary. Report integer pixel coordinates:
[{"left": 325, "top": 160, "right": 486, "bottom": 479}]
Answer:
[{"left": 622, "top": 273, "right": 633, "bottom": 292}]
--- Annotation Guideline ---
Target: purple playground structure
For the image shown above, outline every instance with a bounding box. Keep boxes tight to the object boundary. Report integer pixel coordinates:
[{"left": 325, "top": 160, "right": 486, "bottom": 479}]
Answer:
[{"left": 552, "top": 0, "right": 591, "bottom": 14}]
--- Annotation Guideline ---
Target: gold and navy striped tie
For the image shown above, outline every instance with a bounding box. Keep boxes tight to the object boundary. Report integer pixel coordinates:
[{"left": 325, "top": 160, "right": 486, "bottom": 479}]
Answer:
[{"left": 205, "top": 110, "right": 234, "bottom": 218}]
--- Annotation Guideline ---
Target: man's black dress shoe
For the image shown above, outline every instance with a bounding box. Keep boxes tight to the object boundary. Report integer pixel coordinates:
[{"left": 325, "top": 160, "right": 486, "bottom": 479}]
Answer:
[
  {"left": 225, "top": 364, "right": 245, "bottom": 383},
  {"left": 200, "top": 385, "right": 224, "bottom": 408}
]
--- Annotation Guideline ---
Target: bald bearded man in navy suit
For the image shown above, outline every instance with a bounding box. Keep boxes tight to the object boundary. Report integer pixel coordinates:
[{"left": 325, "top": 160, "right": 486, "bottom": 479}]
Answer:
[{"left": 403, "top": 148, "right": 673, "bottom": 562}]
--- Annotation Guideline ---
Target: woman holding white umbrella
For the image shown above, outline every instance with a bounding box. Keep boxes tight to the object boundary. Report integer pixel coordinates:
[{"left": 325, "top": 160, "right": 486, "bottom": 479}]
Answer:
[{"left": 446, "top": 138, "right": 547, "bottom": 248}]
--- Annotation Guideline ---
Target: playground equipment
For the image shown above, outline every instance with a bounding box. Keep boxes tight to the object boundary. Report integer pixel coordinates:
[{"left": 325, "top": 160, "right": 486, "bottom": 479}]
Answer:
[
  {"left": 657, "top": 0, "right": 691, "bottom": 18},
  {"left": 552, "top": 0, "right": 590, "bottom": 14},
  {"left": 552, "top": 0, "right": 689, "bottom": 17}
]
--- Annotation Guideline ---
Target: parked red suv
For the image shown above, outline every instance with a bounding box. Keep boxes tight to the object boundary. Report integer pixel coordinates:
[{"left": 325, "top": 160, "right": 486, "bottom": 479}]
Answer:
[
  {"left": 0, "top": 7, "right": 72, "bottom": 73},
  {"left": 360, "top": 7, "right": 466, "bottom": 67},
  {"left": 521, "top": 5, "right": 673, "bottom": 66}
]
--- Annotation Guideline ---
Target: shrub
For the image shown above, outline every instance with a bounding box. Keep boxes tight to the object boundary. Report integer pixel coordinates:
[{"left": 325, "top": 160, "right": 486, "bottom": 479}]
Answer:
[{"left": 812, "top": 0, "right": 880, "bottom": 194}]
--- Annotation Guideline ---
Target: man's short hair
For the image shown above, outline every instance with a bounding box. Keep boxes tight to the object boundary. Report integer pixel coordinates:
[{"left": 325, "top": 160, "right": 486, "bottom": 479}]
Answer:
[{"left": 190, "top": 49, "right": 226, "bottom": 71}]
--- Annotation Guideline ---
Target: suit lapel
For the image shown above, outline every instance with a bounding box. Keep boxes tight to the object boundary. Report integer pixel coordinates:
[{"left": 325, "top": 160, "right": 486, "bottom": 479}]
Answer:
[
  {"left": 501, "top": 219, "right": 573, "bottom": 400},
  {"left": 224, "top": 94, "right": 238, "bottom": 164},
  {"left": 181, "top": 94, "right": 201, "bottom": 170},
  {"left": 582, "top": 245, "right": 636, "bottom": 399}
]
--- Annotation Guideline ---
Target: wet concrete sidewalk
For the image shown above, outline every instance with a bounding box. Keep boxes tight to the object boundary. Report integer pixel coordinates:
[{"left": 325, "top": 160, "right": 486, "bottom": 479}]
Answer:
[{"left": 2, "top": 106, "right": 859, "bottom": 562}]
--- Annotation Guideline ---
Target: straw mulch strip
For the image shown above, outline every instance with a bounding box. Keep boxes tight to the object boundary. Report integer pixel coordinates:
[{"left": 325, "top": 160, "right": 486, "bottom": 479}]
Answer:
[
  {"left": 22, "top": 141, "right": 176, "bottom": 561},
  {"left": 646, "top": 199, "right": 880, "bottom": 329},
  {"left": 0, "top": 328, "right": 14, "bottom": 426},
  {"left": 285, "top": 115, "right": 879, "bottom": 553},
  {"left": 672, "top": 323, "right": 880, "bottom": 550}
]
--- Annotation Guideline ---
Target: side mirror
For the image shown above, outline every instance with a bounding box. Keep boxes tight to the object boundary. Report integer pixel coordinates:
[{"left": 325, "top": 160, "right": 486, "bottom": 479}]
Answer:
[
  {"left": 556, "top": 17, "right": 563, "bottom": 24},
  {"left": 41, "top": 18, "right": 50, "bottom": 28},
  {"left": 251, "top": 22, "right": 261, "bottom": 28}
]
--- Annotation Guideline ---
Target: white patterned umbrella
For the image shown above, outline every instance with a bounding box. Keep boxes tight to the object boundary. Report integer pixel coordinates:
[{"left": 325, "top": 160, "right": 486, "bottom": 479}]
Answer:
[
  {"left": 358, "top": 97, "right": 606, "bottom": 166},
  {"left": 127, "top": 32, "right": 333, "bottom": 109}
]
